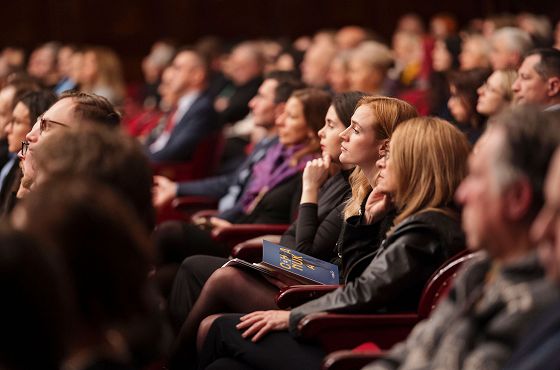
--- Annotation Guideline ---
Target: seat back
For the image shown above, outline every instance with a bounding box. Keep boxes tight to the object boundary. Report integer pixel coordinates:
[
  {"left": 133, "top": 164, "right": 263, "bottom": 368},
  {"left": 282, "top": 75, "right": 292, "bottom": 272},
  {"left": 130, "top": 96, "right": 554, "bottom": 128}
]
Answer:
[
  {"left": 417, "top": 251, "right": 482, "bottom": 319},
  {"left": 151, "top": 130, "right": 224, "bottom": 182}
]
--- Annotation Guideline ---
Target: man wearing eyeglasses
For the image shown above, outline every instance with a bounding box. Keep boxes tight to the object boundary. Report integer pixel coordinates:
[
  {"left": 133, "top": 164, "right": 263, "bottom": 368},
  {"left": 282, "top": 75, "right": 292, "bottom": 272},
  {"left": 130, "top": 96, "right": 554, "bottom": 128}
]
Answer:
[{"left": 18, "top": 91, "right": 120, "bottom": 197}]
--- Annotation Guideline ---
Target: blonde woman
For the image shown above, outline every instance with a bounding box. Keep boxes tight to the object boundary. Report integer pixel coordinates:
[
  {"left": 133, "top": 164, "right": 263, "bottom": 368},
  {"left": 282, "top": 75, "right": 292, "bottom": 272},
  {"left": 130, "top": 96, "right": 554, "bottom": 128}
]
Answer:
[
  {"left": 199, "top": 116, "right": 471, "bottom": 370},
  {"left": 476, "top": 69, "right": 517, "bottom": 117}
]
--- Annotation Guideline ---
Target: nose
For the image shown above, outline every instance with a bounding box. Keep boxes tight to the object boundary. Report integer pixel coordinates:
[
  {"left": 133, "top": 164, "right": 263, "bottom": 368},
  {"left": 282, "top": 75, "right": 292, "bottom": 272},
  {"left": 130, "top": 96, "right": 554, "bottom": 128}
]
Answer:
[
  {"left": 511, "top": 77, "right": 521, "bottom": 92},
  {"left": 339, "top": 126, "right": 351, "bottom": 141},
  {"left": 26, "top": 121, "right": 41, "bottom": 144},
  {"left": 4, "top": 122, "right": 11, "bottom": 135},
  {"left": 477, "top": 85, "right": 484, "bottom": 96},
  {"left": 249, "top": 96, "right": 257, "bottom": 110},
  {"left": 454, "top": 179, "right": 468, "bottom": 206},
  {"left": 318, "top": 126, "right": 325, "bottom": 138},
  {"left": 375, "top": 155, "right": 386, "bottom": 170}
]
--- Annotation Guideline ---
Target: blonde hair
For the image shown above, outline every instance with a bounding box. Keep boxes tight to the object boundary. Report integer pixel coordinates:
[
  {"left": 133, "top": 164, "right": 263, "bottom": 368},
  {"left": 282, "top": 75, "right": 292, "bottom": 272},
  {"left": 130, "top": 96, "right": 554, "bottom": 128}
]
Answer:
[
  {"left": 343, "top": 96, "right": 418, "bottom": 218},
  {"left": 82, "top": 47, "right": 125, "bottom": 105},
  {"left": 390, "top": 117, "right": 470, "bottom": 225},
  {"left": 494, "top": 69, "right": 518, "bottom": 103}
]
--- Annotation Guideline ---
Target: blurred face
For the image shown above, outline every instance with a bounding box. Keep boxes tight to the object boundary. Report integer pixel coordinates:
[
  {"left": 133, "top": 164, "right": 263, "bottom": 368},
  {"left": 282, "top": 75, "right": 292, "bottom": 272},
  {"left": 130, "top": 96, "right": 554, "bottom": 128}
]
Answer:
[
  {"left": 375, "top": 141, "right": 396, "bottom": 195},
  {"left": 328, "top": 58, "right": 349, "bottom": 93},
  {"left": 27, "top": 47, "right": 56, "bottom": 79},
  {"left": 490, "top": 40, "right": 518, "bottom": 71},
  {"left": 167, "top": 51, "right": 201, "bottom": 96},
  {"left": 459, "top": 39, "right": 488, "bottom": 70},
  {"left": 5, "top": 102, "right": 31, "bottom": 153},
  {"left": 80, "top": 51, "right": 98, "bottom": 84},
  {"left": 348, "top": 58, "right": 382, "bottom": 93},
  {"left": 532, "top": 150, "right": 560, "bottom": 282},
  {"left": 58, "top": 46, "right": 75, "bottom": 77},
  {"left": 455, "top": 129, "right": 507, "bottom": 253},
  {"left": 275, "top": 97, "right": 310, "bottom": 146},
  {"left": 20, "top": 98, "right": 75, "bottom": 192},
  {"left": 512, "top": 55, "right": 550, "bottom": 106},
  {"left": 339, "top": 105, "right": 382, "bottom": 169},
  {"left": 248, "top": 79, "right": 278, "bottom": 128},
  {"left": 447, "top": 84, "right": 469, "bottom": 123},
  {"left": 301, "top": 45, "right": 330, "bottom": 87},
  {"left": 0, "top": 87, "right": 15, "bottom": 135},
  {"left": 477, "top": 72, "right": 509, "bottom": 116},
  {"left": 432, "top": 40, "right": 452, "bottom": 72},
  {"left": 318, "top": 105, "right": 346, "bottom": 163}
]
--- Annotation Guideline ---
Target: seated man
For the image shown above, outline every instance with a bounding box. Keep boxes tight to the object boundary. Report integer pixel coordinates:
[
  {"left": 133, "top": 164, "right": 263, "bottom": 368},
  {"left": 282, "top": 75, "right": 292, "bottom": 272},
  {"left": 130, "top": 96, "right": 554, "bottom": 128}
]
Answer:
[
  {"left": 145, "top": 48, "right": 219, "bottom": 162},
  {"left": 502, "top": 147, "right": 560, "bottom": 370},
  {"left": 364, "top": 106, "right": 560, "bottom": 370}
]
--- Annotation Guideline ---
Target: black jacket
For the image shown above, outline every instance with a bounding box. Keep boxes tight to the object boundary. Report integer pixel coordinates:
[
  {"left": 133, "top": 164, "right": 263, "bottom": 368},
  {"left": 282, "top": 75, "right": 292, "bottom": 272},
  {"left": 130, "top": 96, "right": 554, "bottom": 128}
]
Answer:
[{"left": 288, "top": 210, "right": 465, "bottom": 335}]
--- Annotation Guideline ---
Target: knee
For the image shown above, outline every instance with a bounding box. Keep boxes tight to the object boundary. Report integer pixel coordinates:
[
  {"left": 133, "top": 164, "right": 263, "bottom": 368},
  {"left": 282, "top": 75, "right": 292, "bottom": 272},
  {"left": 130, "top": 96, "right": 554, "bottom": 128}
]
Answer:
[
  {"left": 197, "top": 313, "right": 224, "bottom": 353},
  {"left": 205, "top": 267, "right": 243, "bottom": 291}
]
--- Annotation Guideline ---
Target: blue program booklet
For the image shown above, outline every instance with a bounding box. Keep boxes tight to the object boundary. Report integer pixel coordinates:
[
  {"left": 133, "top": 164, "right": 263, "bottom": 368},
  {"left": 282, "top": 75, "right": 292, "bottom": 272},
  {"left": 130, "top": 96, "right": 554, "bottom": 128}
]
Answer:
[{"left": 223, "top": 240, "right": 339, "bottom": 285}]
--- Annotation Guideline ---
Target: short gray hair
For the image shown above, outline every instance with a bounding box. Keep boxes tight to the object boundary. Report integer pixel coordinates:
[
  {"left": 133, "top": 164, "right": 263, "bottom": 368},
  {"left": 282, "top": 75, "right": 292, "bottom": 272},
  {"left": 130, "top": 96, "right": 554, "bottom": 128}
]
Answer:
[
  {"left": 492, "top": 27, "right": 533, "bottom": 56},
  {"left": 489, "top": 105, "right": 560, "bottom": 220}
]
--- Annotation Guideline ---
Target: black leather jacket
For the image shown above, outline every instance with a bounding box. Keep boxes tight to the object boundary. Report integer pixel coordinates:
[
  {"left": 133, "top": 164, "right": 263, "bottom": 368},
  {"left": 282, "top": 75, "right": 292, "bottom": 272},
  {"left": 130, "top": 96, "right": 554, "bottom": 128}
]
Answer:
[{"left": 288, "top": 210, "right": 465, "bottom": 336}]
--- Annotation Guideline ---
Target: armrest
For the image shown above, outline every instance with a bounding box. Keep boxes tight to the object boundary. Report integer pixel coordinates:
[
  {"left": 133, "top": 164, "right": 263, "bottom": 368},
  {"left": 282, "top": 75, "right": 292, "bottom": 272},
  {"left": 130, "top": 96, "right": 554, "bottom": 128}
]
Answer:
[
  {"left": 276, "top": 284, "right": 340, "bottom": 309},
  {"left": 211, "top": 224, "right": 289, "bottom": 251},
  {"left": 231, "top": 240, "right": 263, "bottom": 263},
  {"left": 322, "top": 350, "right": 383, "bottom": 370},
  {"left": 172, "top": 196, "right": 219, "bottom": 212},
  {"left": 299, "top": 312, "right": 419, "bottom": 352}
]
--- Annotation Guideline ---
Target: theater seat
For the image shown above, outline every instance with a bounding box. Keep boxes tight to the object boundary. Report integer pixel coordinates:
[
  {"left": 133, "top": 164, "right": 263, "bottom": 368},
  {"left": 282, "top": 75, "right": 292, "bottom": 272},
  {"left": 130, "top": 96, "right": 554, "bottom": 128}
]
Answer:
[
  {"left": 211, "top": 224, "right": 290, "bottom": 252},
  {"left": 279, "top": 251, "right": 481, "bottom": 353}
]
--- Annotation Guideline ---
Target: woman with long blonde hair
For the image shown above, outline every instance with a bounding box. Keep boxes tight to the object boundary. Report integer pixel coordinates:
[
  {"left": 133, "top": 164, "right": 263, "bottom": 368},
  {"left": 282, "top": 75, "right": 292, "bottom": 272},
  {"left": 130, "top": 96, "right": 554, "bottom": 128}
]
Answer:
[
  {"left": 79, "top": 46, "right": 126, "bottom": 106},
  {"left": 199, "top": 116, "right": 471, "bottom": 370}
]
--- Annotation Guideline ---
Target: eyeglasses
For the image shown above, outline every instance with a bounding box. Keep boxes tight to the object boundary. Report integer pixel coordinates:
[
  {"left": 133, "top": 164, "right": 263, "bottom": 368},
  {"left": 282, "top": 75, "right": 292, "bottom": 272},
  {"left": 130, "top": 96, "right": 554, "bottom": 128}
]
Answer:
[
  {"left": 38, "top": 115, "right": 69, "bottom": 135},
  {"left": 21, "top": 141, "right": 29, "bottom": 157},
  {"left": 379, "top": 141, "right": 390, "bottom": 161}
]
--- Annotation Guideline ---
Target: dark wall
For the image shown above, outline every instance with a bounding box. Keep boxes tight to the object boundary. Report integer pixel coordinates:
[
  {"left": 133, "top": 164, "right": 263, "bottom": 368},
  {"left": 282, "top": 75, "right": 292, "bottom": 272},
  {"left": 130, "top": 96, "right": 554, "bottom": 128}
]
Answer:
[{"left": 2, "top": 0, "right": 558, "bottom": 81}]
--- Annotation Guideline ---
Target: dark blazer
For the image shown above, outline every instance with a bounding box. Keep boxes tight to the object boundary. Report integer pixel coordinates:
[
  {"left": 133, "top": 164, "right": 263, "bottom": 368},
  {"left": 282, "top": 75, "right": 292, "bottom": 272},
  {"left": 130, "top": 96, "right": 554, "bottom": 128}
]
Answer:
[
  {"left": 147, "top": 91, "right": 219, "bottom": 162},
  {"left": 0, "top": 160, "right": 21, "bottom": 218}
]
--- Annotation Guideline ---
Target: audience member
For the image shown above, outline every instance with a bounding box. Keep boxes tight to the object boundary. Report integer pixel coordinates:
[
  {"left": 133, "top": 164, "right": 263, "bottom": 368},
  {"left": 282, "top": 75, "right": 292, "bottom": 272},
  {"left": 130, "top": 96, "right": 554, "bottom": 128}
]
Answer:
[
  {"left": 364, "top": 106, "right": 560, "bottom": 370},
  {"left": 18, "top": 91, "right": 121, "bottom": 197},
  {"left": 78, "top": 46, "right": 126, "bottom": 106},
  {"left": 503, "top": 147, "right": 560, "bottom": 370},
  {"left": 54, "top": 44, "right": 78, "bottom": 94},
  {"left": 141, "top": 40, "right": 176, "bottom": 109},
  {"left": 512, "top": 48, "right": 560, "bottom": 110},
  {"left": 429, "top": 35, "right": 461, "bottom": 119},
  {"left": 348, "top": 41, "right": 393, "bottom": 95},
  {"left": 476, "top": 69, "right": 517, "bottom": 117},
  {"left": 335, "top": 26, "right": 369, "bottom": 50},
  {"left": 490, "top": 27, "right": 533, "bottom": 70},
  {"left": 0, "top": 229, "right": 70, "bottom": 370},
  {"left": 145, "top": 48, "right": 219, "bottom": 162},
  {"left": 0, "top": 90, "right": 57, "bottom": 217},
  {"left": 430, "top": 13, "right": 458, "bottom": 39},
  {"left": 13, "top": 179, "right": 170, "bottom": 369},
  {"left": 459, "top": 33, "right": 491, "bottom": 70},
  {"left": 33, "top": 125, "right": 155, "bottom": 231},
  {"left": 447, "top": 67, "right": 492, "bottom": 143},
  {"left": 27, "top": 42, "right": 61, "bottom": 89},
  {"left": 198, "top": 116, "right": 469, "bottom": 370},
  {"left": 300, "top": 41, "right": 337, "bottom": 89},
  {"left": 327, "top": 52, "right": 351, "bottom": 93}
]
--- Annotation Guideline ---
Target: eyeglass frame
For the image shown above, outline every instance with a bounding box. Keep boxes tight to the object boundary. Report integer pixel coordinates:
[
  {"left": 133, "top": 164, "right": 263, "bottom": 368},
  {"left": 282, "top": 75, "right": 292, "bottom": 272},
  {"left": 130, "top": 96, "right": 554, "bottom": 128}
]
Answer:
[
  {"left": 37, "top": 115, "right": 69, "bottom": 135},
  {"left": 20, "top": 141, "right": 29, "bottom": 157}
]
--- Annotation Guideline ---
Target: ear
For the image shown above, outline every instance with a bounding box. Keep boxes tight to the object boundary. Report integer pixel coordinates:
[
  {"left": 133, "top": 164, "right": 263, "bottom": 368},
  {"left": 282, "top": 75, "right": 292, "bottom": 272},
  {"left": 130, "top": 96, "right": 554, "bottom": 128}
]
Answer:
[
  {"left": 547, "top": 77, "right": 560, "bottom": 97},
  {"left": 503, "top": 178, "right": 533, "bottom": 221}
]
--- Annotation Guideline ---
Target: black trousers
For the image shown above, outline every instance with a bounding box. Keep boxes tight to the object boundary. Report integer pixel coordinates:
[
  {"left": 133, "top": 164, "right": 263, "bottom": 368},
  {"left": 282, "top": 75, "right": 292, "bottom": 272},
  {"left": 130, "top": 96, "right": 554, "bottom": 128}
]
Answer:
[{"left": 199, "top": 314, "right": 325, "bottom": 370}]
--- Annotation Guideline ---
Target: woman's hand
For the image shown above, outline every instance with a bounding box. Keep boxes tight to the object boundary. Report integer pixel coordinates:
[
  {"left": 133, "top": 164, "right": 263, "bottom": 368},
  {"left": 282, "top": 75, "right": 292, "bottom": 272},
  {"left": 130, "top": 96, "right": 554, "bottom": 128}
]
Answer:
[
  {"left": 364, "top": 186, "right": 392, "bottom": 224},
  {"left": 209, "top": 217, "right": 232, "bottom": 229},
  {"left": 152, "top": 175, "right": 178, "bottom": 208},
  {"left": 301, "top": 154, "right": 332, "bottom": 204},
  {"left": 236, "top": 310, "right": 290, "bottom": 342}
]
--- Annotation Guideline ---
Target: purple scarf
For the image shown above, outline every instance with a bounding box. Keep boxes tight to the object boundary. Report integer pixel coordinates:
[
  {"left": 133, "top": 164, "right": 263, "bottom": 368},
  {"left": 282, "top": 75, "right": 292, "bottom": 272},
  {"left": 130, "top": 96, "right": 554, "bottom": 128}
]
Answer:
[{"left": 240, "top": 142, "right": 318, "bottom": 213}]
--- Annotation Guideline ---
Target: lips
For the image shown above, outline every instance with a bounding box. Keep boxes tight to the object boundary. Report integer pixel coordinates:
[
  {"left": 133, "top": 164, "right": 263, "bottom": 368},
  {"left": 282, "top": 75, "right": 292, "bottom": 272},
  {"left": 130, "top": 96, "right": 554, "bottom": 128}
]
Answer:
[{"left": 340, "top": 145, "right": 347, "bottom": 152}]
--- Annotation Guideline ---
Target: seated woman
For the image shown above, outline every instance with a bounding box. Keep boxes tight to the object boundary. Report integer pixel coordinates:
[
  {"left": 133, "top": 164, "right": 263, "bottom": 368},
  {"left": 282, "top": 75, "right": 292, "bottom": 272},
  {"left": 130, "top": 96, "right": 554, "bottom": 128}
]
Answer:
[
  {"left": 1, "top": 90, "right": 57, "bottom": 217},
  {"left": 447, "top": 68, "right": 491, "bottom": 144},
  {"left": 476, "top": 69, "right": 517, "bottom": 118},
  {"left": 167, "top": 96, "right": 418, "bottom": 368},
  {"left": 154, "top": 88, "right": 331, "bottom": 280},
  {"left": 197, "top": 116, "right": 470, "bottom": 370},
  {"left": 168, "top": 91, "right": 370, "bottom": 328}
]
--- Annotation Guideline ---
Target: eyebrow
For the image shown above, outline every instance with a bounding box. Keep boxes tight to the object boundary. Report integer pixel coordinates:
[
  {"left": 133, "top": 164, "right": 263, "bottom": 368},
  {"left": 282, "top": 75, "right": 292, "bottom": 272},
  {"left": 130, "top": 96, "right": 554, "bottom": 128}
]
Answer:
[{"left": 350, "top": 120, "right": 362, "bottom": 128}]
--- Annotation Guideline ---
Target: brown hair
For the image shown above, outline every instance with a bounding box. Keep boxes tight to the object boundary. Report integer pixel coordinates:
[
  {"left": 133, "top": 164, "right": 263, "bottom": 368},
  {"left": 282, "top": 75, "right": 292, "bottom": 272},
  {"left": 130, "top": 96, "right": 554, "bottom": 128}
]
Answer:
[
  {"left": 288, "top": 88, "right": 332, "bottom": 165},
  {"left": 390, "top": 117, "right": 470, "bottom": 225},
  {"left": 344, "top": 96, "right": 418, "bottom": 218},
  {"left": 58, "top": 91, "right": 121, "bottom": 127}
]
